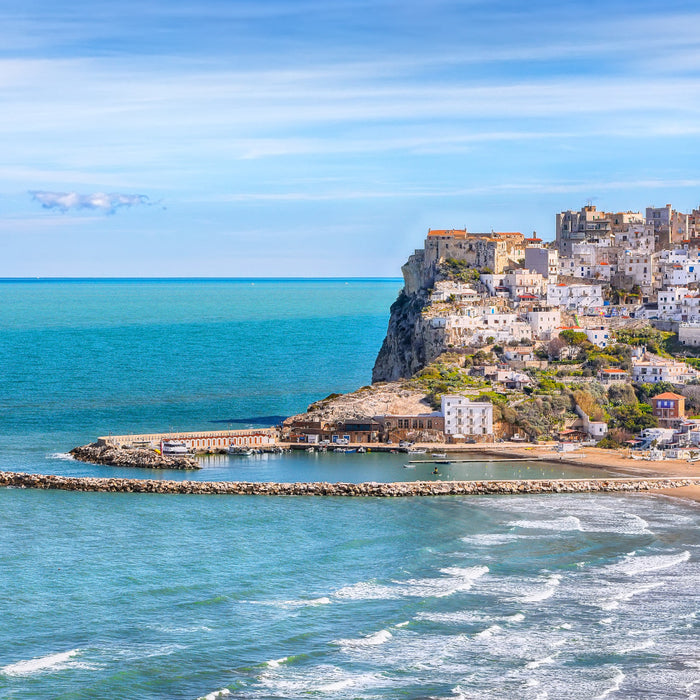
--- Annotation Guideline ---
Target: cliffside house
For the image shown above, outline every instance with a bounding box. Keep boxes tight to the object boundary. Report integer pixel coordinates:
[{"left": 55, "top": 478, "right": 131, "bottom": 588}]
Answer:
[{"left": 650, "top": 392, "right": 686, "bottom": 427}]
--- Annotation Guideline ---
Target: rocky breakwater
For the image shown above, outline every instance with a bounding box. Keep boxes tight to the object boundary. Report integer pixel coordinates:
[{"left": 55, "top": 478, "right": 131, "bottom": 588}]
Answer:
[
  {"left": 70, "top": 443, "right": 201, "bottom": 470},
  {"left": 1, "top": 472, "right": 698, "bottom": 496}
]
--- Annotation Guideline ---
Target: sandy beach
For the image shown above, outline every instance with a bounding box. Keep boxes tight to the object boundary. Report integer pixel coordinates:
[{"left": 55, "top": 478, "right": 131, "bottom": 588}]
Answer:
[{"left": 484, "top": 445, "right": 700, "bottom": 504}]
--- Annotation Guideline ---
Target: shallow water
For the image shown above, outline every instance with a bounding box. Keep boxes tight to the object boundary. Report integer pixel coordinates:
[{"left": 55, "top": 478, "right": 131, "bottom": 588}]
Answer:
[{"left": 0, "top": 280, "right": 698, "bottom": 699}]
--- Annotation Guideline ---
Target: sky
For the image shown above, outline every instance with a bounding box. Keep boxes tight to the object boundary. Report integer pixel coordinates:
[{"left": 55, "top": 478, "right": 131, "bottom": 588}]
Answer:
[{"left": 3, "top": 0, "right": 700, "bottom": 277}]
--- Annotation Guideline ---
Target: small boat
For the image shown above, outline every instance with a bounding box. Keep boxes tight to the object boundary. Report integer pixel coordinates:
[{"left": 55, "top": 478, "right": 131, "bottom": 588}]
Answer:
[
  {"left": 357, "top": 446, "right": 366, "bottom": 453},
  {"left": 431, "top": 452, "right": 447, "bottom": 458},
  {"left": 161, "top": 440, "right": 190, "bottom": 456},
  {"left": 228, "top": 446, "right": 253, "bottom": 456},
  {"left": 403, "top": 464, "right": 416, "bottom": 469},
  {"left": 306, "top": 447, "right": 315, "bottom": 453},
  {"left": 408, "top": 448, "right": 427, "bottom": 454}
]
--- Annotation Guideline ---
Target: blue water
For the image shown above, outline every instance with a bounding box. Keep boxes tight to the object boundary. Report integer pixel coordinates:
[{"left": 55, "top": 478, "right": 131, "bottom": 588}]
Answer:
[{"left": 0, "top": 280, "right": 698, "bottom": 699}]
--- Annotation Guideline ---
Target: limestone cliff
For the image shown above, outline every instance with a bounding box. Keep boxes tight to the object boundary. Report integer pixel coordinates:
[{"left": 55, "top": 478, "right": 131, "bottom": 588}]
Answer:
[{"left": 372, "top": 249, "right": 446, "bottom": 382}]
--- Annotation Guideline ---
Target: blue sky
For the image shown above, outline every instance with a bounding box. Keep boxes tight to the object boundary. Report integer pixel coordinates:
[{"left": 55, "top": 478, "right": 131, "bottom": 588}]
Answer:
[{"left": 3, "top": 0, "right": 700, "bottom": 276}]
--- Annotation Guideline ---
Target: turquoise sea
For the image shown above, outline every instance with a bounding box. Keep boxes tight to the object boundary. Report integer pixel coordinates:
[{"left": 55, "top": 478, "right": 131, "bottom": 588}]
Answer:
[{"left": 0, "top": 279, "right": 698, "bottom": 699}]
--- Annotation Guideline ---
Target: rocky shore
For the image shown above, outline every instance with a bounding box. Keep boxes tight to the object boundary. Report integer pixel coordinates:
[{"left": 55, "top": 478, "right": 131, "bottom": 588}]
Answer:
[
  {"left": 1, "top": 471, "right": 698, "bottom": 496},
  {"left": 70, "top": 444, "right": 201, "bottom": 470}
]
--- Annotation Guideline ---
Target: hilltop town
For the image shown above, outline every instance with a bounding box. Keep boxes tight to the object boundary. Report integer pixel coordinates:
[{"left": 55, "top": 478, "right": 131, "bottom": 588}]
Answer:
[{"left": 284, "top": 203, "right": 700, "bottom": 454}]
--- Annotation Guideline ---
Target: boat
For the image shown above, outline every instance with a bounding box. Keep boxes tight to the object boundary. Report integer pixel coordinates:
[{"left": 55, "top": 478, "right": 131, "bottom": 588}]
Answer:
[
  {"left": 228, "top": 445, "right": 253, "bottom": 456},
  {"left": 403, "top": 464, "right": 416, "bottom": 469},
  {"left": 431, "top": 452, "right": 447, "bottom": 458},
  {"left": 408, "top": 448, "right": 427, "bottom": 454},
  {"left": 161, "top": 439, "right": 191, "bottom": 456}
]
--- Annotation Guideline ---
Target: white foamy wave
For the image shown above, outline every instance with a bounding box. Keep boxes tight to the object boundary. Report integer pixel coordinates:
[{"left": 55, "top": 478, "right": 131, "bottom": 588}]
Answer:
[
  {"left": 517, "top": 574, "right": 561, "bottom": 603},
  {"left": 244, "top": 596, "right": 331, "bottom": 607},
  {"left": 333, "top": 581, "right": 400, "bottom": 600},
  {"left": 259, "top": 665, "right": 387, "bottom": 696},
  {"left": 509, "top": 516, "right": 582, "bottom": 532},
  {"left": 266, "top": 657, "right": 288, "bottom": 668},
  {"left": 1, "top": 649, "right": 84, "bottom": 676},
  {"left": 596, "top": 582, "right": 665, "bottom": 610},
  {"left": 475, "top": 624, "right": 502, "bottom": 639},
  {"left": 596, "top": 668, "right": 625, "bottom": 699},
  {"left": 507, "top": 613, "right": 526, "bottom": 622},
  {"left": 461, "top": 533, "right": 520, "bottom": 545},
  {"left": 198, "top": 690, "right": 230, "bottom": 700},
  {"left": 526, "top": 654, "right": 558, "bottom": 669},
  {"left": 335, "top": 566, "right": 488, "bottom": 601},
  {"left": 48, "top": 452, "right": 75, "bottom": 461},
  {"left": 606, "top": 551, "right": 690, "bottom": 576},
  {"left": 581, "top": 512, "right": 651, "bottom": 535},
  {"left": 395, "top": 621, "right": 410, "bottom": 628},
  {"left": 335, "top": 629, "right": 392, "bottom": 649},
  {"left": 620, "top": 639, "right": 655, "bottom": 653}
]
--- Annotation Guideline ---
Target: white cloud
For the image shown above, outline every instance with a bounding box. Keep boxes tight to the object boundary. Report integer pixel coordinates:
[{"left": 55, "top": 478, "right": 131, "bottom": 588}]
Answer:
[{"left": 29, "top": 190, "right": 152, "bottom": 214}]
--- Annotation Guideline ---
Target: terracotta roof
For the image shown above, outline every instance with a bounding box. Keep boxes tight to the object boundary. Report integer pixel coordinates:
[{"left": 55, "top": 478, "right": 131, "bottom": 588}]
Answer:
[
  {"left": 652, "top": 392, "right": 685, "bottom": 401},
  {"left": 601, "top": 368, "right": 627, "bottom": 373}
]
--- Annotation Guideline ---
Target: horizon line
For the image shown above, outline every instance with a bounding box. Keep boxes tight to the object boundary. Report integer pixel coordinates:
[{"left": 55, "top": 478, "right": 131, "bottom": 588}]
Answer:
[{"left": 0, "top": 276, "right": 404, "bottom": 281}]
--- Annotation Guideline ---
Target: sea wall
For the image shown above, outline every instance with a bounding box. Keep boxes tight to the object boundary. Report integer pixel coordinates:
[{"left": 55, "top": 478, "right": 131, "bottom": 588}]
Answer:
[{"left": 1, "top": 471, "right": 698, "bottom": 496}]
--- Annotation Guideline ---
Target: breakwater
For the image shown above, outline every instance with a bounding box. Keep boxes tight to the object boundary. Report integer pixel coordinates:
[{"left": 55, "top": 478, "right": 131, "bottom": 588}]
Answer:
[
  {"left": 70, "top": 444, "right": 201, "bottom": 470},
  {"left": 1, "top": 471, "right": 698, "bottom": 496}
]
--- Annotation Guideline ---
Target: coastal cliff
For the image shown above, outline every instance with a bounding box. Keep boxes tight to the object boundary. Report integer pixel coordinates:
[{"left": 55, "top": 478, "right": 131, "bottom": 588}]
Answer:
[{"left": 372, "top": 251, "right": 446, "bottom": 382}]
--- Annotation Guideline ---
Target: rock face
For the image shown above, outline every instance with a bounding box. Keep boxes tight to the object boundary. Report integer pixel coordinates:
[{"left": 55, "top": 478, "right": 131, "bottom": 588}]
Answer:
[
  {"left": 372, "top": 244, "right": 455, "bottom": 382},
  {"left": 1, "top": 470, "right": 698, "bottom": 497},
  {"left": 372, "top": 289, "right": 446, "bottom": 382},
  {"left": 288, "top": 382, "right": 433, "bottom": 425},
  {"left": 70, "top": 444, "right": 201, "bottom": 470}
]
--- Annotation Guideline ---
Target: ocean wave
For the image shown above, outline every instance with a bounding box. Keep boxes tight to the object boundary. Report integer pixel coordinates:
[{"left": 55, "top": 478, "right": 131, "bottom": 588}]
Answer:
[
  {"left": 266, "top": 657, "right": 288, "bottom": 668},
  {"left": 475, "top": 624, "right": 502, "bottom": 639},
  {"left": 1, "top": 649, "right": 85, "bottom": 676},
  {"left": 619, "top": 639, "right": 655, "bottom": 653},
  {"left": 243, "top": 596, "right": 331, "bottom": 608},
  {"left": 334, "top": 566, "right": 488, "bottom": 601},
  {"left": 596, "top": 668, "right": 625, "bottom": 699},
  {"left": 198, "top": 689, "right": 230, "bottom": 700},
  {"left": 595, "top": 581, "right": 665, "bottom": 610},
  {"left": 258, "top": 664, "right": 388, "bottom": 696},
  {"left": 509, "top": 516, "right": 582, "bottom": 532},
  {"left": 526, "top": 653, "right": 558, "bottom": 669},
  {"left": 516, "top": 574, "right": 561, "bottom": 603},
  {"left": 461, "top": 533, "right": 521, "bottom": 545},
  {"left": 606, "top": 551, "right": 690, "bottom": 576},
  {"left": 334, "top": 629, "right": 392, "bottom": 649},
  {"left": 48, "top": 452, "right": 75, "bottom": 461}
]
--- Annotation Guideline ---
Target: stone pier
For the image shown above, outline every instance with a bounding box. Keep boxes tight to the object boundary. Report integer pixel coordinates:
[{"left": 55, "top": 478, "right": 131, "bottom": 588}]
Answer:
[{"left": 1, "top": 471, "right": 699, "bottom": 497}]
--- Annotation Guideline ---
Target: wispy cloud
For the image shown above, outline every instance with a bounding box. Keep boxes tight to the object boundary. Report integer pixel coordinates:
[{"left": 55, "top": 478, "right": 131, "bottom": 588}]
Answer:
[
  {"left": 29, "top": 190, "right": 152, "bottom": 214},
  {"left": 215, "top": 178, "right": 700, "bottom": 202}
]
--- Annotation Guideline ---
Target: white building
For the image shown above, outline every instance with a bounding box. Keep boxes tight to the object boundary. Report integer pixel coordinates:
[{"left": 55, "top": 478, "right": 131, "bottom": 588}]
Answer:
[
  {"left": 503, "top": 269, "right": 546, "bottom": 300},
  {"left": 526, "top": 307, "right": 561, "bottom": 339},
  {"left": 679, "top": 323, "right": 700, "bottom": 347},
  {"left": 546, "top": 283, "right": 604, "bottom": 312},
  {"left": 525, "top": 247, "right": 559, "bottom": 284},
  {"left": 631, "top": 356, "right": 696, "bottom": 384},
  {"left": 441, "top": 395, "right": 493, "bottom": 437},
  {"left": 584, "top": 327, "right": 612, "bottom": 348},
  {"left": 658, "top": 287, "right": 688, "bottom": 319}
]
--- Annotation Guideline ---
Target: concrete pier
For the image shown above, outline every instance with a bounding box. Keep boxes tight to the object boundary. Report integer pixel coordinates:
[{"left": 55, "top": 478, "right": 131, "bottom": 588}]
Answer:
[{"left": 1, "top": 471, "right": 699, "bottom": 497}]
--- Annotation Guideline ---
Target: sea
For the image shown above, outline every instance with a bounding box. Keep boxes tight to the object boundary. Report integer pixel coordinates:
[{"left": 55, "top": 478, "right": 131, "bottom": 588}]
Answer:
[{"left": 0, "top": 279, "right": 698, "bottom": 700}]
